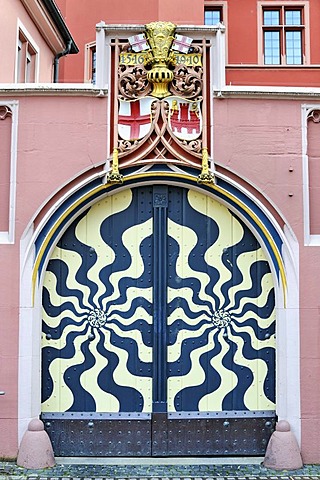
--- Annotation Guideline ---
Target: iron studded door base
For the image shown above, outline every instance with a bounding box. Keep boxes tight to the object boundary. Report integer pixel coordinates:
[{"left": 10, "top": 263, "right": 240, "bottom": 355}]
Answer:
[
  {"left": 41, "top": 414, "right": 152, "bottom": 457},
  {"left": 41, "top": 412, "right": 275, "bottom": 456},
  {"left": 152, "top": 413, "right": 275, "bottom": 456}
]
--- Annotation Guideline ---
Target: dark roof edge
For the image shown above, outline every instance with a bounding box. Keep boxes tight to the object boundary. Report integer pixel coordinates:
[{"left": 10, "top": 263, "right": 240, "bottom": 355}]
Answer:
[{"left": 42, "top": 0, "right": 79, "bottom": 54}]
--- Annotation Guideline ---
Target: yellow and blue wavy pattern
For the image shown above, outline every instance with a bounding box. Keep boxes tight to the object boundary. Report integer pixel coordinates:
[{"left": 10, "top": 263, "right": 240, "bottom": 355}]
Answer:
[
  {"left": 42, "top": 189, "right": 154, "bottom": 413},
  {"left": 42, "top": 186, "right": 275, "bottom": 414},
  {"left": 167, "top": 189, "right": 275, "bottom": 412}
]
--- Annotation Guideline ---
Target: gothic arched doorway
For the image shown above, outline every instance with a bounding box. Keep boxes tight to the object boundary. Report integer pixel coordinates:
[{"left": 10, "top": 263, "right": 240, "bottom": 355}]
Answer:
[{"left": 41, "top": 184, "right": 276, "bottom": 456}]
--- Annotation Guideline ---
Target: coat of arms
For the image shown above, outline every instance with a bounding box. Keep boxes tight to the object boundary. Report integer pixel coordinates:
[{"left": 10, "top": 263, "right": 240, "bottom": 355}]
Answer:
[
  {"left": 167, "top": 97, "right": 202, "bottom": 141},
  {"left": 118, "top": 97, "right": 153, "bottom": 141},
  {"left": 108, "top": 21, "right": 214, "bottom": 184}
]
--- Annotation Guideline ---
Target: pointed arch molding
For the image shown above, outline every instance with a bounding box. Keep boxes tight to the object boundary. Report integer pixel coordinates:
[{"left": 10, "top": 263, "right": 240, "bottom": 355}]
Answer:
[
  {"left": 29, "top": 167, "right": 287, "bottom": 305},
  {"left": 19, "top": 165, "right": 300, "bottom": 447}
]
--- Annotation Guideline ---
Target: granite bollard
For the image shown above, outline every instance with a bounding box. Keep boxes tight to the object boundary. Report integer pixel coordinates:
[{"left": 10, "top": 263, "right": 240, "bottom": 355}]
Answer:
[
  {"left": 17, "top": 418, "right": 55, "bottom": 469},
  {"left": 264, "top": 420, "right": 303, "bottom": 470}
]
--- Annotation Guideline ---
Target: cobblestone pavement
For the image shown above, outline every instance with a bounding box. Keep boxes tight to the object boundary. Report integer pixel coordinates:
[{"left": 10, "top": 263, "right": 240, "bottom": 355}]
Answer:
[{"left": 1, "top": 461, "right": 320, "bottom": 480}]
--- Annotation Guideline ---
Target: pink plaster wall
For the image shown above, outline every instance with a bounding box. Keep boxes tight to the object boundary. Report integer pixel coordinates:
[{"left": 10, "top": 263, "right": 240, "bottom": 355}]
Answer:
[
  {"left": 0, "top": 94, "right": 107, "bottom": 458},
  {"left": 15, "top": 96, "right": 107, "bottom": 230},
  {"left": 214, "top": 97, "right": 320, "bottom": 463},
  {"left": 214, "top": 98, "right": 304, "bottom": 237},
  {"left": 299, "top": 247, "right": 320, "bottom": 463},
  {"left": 1, "top": 0, "right": 56, "bottom": 83},
  {"left": 0, "top": 93, "right": 320, "bottom": 462},
  {"left": 55, "top": 0, "right": 204, "bottom": 83}
]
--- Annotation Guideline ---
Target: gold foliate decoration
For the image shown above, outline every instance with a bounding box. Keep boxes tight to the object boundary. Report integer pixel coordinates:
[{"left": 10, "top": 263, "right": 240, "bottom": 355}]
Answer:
[
  {"left": 107, "top": 148, "right": 124, "bottom": 183},
  {"left": 198, "top": 148, "right": 215, "bottom": 184},
  {"left": 144, "top": 21, "right": 176, "bottom": 99}
]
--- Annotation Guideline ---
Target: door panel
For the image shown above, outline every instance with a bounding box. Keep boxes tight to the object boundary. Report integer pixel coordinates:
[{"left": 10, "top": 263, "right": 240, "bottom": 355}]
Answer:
[
  {"left": 166, "top": 189, "right": 275, "bottom": 414},
  {"left": 41, "top": 185, "right": 276, "bottom": 456},
  {"left": 42, "top": 189, "right": 154, "bottom": 415}
]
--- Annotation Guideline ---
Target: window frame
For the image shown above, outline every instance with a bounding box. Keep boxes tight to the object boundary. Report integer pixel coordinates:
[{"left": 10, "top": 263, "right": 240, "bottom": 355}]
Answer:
[
  {"left": 84, "top": 41, "right": 97, "bottom": 84},
  {"left": 204, "top": 1, "right": 228, "bottom": 62},
  {"left": 302, "top": 104, "right": 320, "bottom": 246},
  {"left": 258, "top": 1, "right": 310, "bottom": 66},
  {"left": 15, "top": 22, "right": 39, "bottom": 83},
  {"left": 204, "top": 6, "right": 223, "bottom": 25},
  {"left": 204, "top": 1, "right": 227, "bottom": 25},
  {"left": 0, "top": 101, "right": 18, "bottom": 244}
]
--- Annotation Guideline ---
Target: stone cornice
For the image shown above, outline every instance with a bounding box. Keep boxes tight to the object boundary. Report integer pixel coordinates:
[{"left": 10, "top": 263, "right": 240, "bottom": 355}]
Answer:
[{"left": 0, "top": 84, "right": 107, "bottom": 96}]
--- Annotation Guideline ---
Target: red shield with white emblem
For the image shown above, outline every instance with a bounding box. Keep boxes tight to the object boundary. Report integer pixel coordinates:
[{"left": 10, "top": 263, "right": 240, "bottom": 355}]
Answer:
[
  {"left": 167, "top": 97, "right": 202, "bottom": 141},
  {"left": 118, "top": 97, "right": 153, "bottom": 141}
]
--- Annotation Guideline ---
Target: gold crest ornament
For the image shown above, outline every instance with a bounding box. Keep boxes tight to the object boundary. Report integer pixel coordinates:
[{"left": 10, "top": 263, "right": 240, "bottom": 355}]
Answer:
[
  {"left": 144, "top": 21, "right": 177, "bottom": 99},
  {"left": 198, "top": 148, "right": 215, "bottom": 184},
  {"left": 107, "top": 148, "right": 124, "bottom": 184}
]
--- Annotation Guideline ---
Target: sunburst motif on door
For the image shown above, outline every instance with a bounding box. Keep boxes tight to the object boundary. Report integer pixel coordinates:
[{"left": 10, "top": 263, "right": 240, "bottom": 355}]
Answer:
[
  {"left": 166, "top": 190, "right": 275, "bottom": 413},
  {"left": 42, "top": 189, "right": 154, "bottom": 413},
  {"left": 42, "top": 186, "right": 275, "bottom": 417}
]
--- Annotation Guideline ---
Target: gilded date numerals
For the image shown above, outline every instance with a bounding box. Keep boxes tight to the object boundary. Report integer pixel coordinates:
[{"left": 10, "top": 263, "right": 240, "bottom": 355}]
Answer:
[{"left": 119, "top": 52, "right": 202, "bottom": 67}]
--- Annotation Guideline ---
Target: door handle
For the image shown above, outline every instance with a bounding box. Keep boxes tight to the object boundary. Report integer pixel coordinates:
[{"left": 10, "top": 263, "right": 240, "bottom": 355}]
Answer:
[{"left": 0, "top": 391, "right": 5, "bottom": 396}]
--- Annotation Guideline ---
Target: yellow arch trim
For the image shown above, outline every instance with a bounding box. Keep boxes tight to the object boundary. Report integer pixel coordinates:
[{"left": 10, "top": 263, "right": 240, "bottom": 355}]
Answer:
[{"left": 32, "top": 172, "right": 286, "bottom": 305}]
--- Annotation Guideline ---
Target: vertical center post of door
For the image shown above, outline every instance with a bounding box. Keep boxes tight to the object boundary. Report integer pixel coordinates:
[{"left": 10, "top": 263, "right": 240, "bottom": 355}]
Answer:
[{"left": 152, "top": 185, "right": 168, "bottom": 414}]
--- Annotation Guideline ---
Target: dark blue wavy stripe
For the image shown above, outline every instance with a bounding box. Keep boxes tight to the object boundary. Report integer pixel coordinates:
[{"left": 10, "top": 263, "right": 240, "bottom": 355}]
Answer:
[
  {"left": 104, "top": 284, "right": 152, "bottom": 312},
  {"left": 232, "top": 315, "right": 275, "bottom": 341},
  {"left": 42, "top": 315, "right": 87, "bottom": 341},
  {"left": 167, "top": 326, "right": 213, "bottom": 378},
  {"left": 221, "top": 334, "right": 253, "bottom": 410},
  {"left": 232, "top": 260, "right": 272, "bottom": 312},
  {"left": 232, "top": 286, "right": 275, "bottom": 318},
  {"left": 41, "top": 324, "right": 89, "bottom": 403},
  {"left": 168, "top": 318, "right": 212, "bottom": 346},
  {"left": 98, "top": 188, "right": 153, "bottom": 307},
  {"left": 64, "top": 333, "right": 97, "bottom": 411},
  {"left": 173, "top": 329, "right": 222, "bottom": 411},
  {"left": 167, "top": 234, "right": 220, "bottom": 310},
  {"left": 168, "top": 296, "right": 213, "bottom": 322},
  {"left": 107, "top": 329, "right": 153, "bottom": 377},
  {"left": 231, "top": 328, "right": 275, "bottom": 403},
  {"left": 96, "top": 330, "right": 148, "bottom": 412},
  {"left": 42, "top": 286, "right": 85, "bottom": 322},
  {"left": 107, "top": 318, "right": 152, "bottom": 346},
  {"left": 167, "top": 187, "right": 221, "bottom": 308},
  {"left": 107, "top": 298, "right": 152, "bottom": 319},
  {"left": 44, "top": 259, "right": 88, "bottom": 311},
  {"left": 220, "top": 230, "right": 261, "bottom": 310},
  {"left": 55, "top": 209, "right": 99, "bottom": 308}
]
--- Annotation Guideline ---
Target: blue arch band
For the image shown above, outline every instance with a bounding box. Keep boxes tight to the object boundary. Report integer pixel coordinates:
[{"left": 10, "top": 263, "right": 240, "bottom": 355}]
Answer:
[{"left": 33, "top": 167, "right": 286, "bottom": 301}]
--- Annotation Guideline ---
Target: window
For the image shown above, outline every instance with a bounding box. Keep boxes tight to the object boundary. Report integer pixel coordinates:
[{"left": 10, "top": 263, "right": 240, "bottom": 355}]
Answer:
[
  {"left": 85, "top": 42, "right": 96, "bottom": 84},
  {"left": 262, "top": 6, "right": 304, "bottom": 65},
  {"left": 91, "top": 47, "right": 96, "bottom": 84},
  {"left": 17, "top": 30, "right": 37, "bottom": 82},
  {"left": 0, "top": 101, "right": 18, "bottom": 244},
  {"left": 204, "top": 7, "right": 222, "bottom": 25},
  {"left": 302, "top": 105, "right": 320, "bottom": 245}
]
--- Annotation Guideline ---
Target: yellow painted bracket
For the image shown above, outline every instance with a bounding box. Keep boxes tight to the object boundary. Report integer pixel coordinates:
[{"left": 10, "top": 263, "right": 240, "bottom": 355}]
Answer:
[
  {"left": 106, "top": 148, "right": 124, "bottom": 184},
  {"left": 198, "top": 148, "right": 215, "bottom": 184}
]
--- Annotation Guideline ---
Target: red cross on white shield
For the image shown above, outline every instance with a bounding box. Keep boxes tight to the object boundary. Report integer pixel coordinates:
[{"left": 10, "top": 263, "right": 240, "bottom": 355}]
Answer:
[{"left": 118, "top": 97, "right": 154, "bottom": 141}]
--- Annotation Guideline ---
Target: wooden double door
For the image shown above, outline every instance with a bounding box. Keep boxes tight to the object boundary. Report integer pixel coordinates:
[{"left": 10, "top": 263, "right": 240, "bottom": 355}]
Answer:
[{"left": 41, "top": 185, "right": 276, "bottom": 456}]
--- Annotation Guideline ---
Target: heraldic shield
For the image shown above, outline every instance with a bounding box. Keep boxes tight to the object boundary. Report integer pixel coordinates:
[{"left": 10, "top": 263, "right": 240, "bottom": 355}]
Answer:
[
  {"left": 167, "top": 97, "right": 203, "bottom": 142},
  {"left": 118, "top": 97, "right": 154, "bottom": 141}
]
